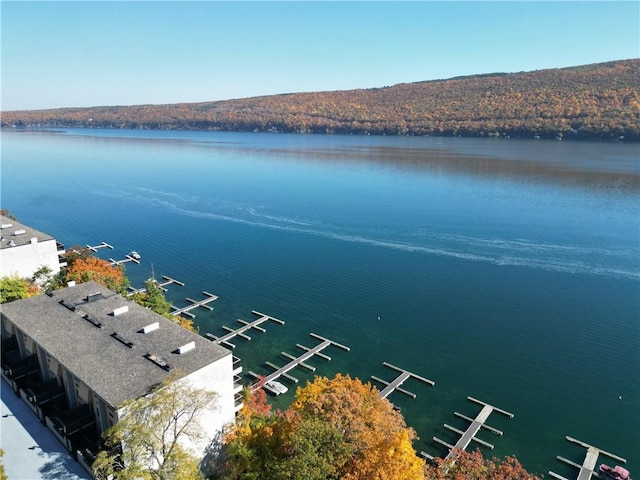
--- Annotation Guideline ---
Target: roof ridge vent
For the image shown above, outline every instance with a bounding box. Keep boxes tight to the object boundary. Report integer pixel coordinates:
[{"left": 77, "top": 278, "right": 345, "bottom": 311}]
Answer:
[
  {"left": 141, "top": 322, "right": 160, "bottom": 334},
  {"left": 60, "top": 299, "right": 77, "bottom": 311},
  {"left": 111, "top": 331, "right": 135, "bottom": 348},
  {"left": 145, "top": 352, "right": 171, "bottom": 371},
  {"left": 112, "top": 305, "right": 129, "bottom": 316},
  {"left": 84, "top": 314, "right": 104, "bottom": 329},
  {"left": 86, "top": 292, "right": 103, "bottom": 303},
  {"left": 177, "top": 341, "right": 196, "bottom": 355}
]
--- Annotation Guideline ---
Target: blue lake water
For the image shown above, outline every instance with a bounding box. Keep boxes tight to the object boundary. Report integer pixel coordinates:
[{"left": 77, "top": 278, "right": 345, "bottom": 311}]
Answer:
[{"left": 1, "top": 128, "right": 639, "bottom": 475}]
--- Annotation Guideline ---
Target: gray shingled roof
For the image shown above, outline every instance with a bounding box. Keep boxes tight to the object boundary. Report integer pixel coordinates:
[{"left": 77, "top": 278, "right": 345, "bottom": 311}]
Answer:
[
  {"left": 0, "top": 214, "right": 55, "bottom": 250},
  {"left": 0, "top": 281, "right": 231, "bottom": 408}
]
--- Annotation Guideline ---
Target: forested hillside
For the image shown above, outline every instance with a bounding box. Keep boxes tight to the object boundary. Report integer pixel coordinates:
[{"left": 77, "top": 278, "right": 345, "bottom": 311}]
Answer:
[{"left": 3, "top": 59, "right": 639, "bottom": 140}]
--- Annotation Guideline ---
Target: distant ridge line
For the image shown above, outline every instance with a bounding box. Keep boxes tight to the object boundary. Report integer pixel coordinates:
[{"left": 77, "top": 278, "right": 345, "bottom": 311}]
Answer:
[{"left": 2, "top": 59, "right": 639, "bottom": 141}]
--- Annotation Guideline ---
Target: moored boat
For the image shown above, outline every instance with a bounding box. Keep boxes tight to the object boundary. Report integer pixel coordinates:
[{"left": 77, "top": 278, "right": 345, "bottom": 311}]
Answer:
[{"left": 599, "top": 464, "right": 631, "bottom": 480}]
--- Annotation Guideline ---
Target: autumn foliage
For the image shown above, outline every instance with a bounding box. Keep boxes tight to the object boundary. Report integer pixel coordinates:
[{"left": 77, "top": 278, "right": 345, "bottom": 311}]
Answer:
[
  {"left": 219, "top": 374, "right": 543, "bottom": 480},
  {"left": 424, "top": 448, "right": 542, "bottom": 480},
  {"left": 65, "top": 256, "right": 128, "bottom": 293},
  {"left": 220, "top": 374, "right": 424, "bottom": 480},
  {"left": 0, "top": 275, "right": 40, "bottom": 303},
  {"left": 3, "top": 59, "right": 639, "bottom": 141}
]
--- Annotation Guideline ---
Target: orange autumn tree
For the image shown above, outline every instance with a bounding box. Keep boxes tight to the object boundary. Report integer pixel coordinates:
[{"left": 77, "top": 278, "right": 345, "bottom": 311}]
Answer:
[
  {"left": 65, "top": 256, "right": 128, "bottom": 293},
  {"left": 219, "top": 374, "right": 424, "bottom": 480},
  {"left": 291, "top": 374, "right": 424, "bottom": 480}
]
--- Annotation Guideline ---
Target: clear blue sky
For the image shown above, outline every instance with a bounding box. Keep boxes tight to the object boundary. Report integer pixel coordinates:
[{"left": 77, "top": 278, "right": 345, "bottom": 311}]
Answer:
[{"left": 2, "top": 1, "right": 638, "bottom": 111}]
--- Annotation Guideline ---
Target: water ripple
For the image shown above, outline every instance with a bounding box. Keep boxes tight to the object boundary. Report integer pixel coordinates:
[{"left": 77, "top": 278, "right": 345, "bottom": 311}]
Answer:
[{"left": 96, "top": 184, "right": 640, "bottom": 281}]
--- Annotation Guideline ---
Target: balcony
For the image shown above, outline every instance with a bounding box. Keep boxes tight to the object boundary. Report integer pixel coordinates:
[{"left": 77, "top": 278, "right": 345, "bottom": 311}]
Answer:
[
  {"left": 1, "top": 354, "right": 39, "bottom": 392},
  {"left": 234, "top": 392, "right": 245, "bottom": 413},
  {"left": 75, "top": 430, "right": 103, "bottom": 476},
  {"left": 233, "top": 374, "right": 244, "bottom": 395},
  {"left": 1, "top": 335, "right": 18, "bottom": 354},
  {"left": 57, "top": 242, "right": 67, "bottom": 267},
  {"left": 46, "top": 403, "right": 96, "bottom": 452},
  {"left": 20, "top": 378, "right": 66, "bottom": 420},
  {"left": 232, "top": 355, "right": 242, "bottom": 376}
]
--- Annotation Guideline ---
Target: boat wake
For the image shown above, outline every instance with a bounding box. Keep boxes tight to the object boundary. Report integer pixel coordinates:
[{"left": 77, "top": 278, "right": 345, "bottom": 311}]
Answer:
[{"left": 100, "top": 185, "right": 640, "bottom": 281}]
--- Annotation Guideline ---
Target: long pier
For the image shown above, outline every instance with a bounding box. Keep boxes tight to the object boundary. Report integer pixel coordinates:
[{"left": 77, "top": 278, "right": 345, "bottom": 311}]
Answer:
[
  {"left": 170, "top": 291, "right": 218, "bottom": 318},
  {"left": 248, "top": 333, "right": 350, "bottom": 393},
  {"left": 549, "top": 436, "right": 628, "bottom": 480},
  {"left": 422, "top": 397, "right": 513, "bottom": 465},
  {"left": 206, "top": 310, "right": 285, "bottom": 349},
  {"left": 371, "top": 362, "right": 435, "bottom": 399}
]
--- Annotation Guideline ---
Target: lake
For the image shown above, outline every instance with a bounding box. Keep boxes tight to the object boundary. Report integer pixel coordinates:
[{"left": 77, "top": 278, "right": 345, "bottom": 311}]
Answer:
[{"left": 1, "top": 128, "right": 638, "bottom": 476}]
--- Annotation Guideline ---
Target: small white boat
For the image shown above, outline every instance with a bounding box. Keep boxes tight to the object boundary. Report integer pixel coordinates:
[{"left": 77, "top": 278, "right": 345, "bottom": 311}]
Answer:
[
  {"left": 265, "top": 380, "right": 288, "bottom": 395},
  {"left": 128, "top": 251, "right": 141, "bottom": 260}
]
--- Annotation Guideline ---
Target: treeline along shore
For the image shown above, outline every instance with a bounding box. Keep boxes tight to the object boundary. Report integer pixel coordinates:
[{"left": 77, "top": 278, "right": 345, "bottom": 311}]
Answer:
[{"left": 3, "top": 59, "right": 639, "bottom": 141}]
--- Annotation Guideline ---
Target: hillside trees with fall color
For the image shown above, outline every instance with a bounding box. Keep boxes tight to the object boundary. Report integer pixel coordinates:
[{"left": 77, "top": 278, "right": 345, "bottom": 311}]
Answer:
[
  {"left": 220, "top": 374, "right": 426, "bottom": 480},
  {"left": 65, "top": 256, "right": 129, "bottom": 293},
  {"left": 2, "top": 59, "right": 639, "bottom": 141}
]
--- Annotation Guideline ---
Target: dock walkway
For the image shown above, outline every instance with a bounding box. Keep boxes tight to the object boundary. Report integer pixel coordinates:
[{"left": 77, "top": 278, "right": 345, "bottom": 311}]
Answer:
[
  {"left": 549, "top": 436, "right": 628, "bottom": 480},
  {"left": 170, "top": 291, "right": 218, "bottom": 318},
  {"left": 371, "top": 362, "right": 434, "bottom": 399},
  {"left": 86, "top": 242, "right": 113, "bottom": 252},
  {"left": 423, "top": 396, "right": 513, "bottom": 466},
  {"left": 206, "top": 310, "right": 285, "bottom": 349},
  {"left": 249, "top": 333, "right": 349, "bottom": 393},
  {"left": 156, "top": 275, "right": 185, "bottom": 291},
  {"left": 109, "top": 254, "right": 140, "bottom": 266},
  {"left": 129, "top": 275, "right": 185, "bottom": 295}
]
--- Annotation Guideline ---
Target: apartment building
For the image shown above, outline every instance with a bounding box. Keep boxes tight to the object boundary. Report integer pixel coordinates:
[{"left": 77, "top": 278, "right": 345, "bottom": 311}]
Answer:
[
  {"left": 0, "top": 214, "right": 66, "bottom": 278},
  {"left": 1, "top": 280, "right": 242, "bottom": 475}
]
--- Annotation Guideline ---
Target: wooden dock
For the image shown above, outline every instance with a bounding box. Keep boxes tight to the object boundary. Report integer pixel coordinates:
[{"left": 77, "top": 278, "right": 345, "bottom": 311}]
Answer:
[
  {"left": 86, "top": 242, "right": 113, "bottom": 252},
  {"left": 422, "top": 396, "right": 513, "bottom": 465},
  {"left": 170, "top": 291, "right": 218, "bottom": 318},
  {"left": 549, "top": 436, "right": 628, "bottom": 480},
  {"left": 371, "top": 362, "right": 435, "bottom": 399},
  {"left": 206, "top": 310, "right": 285, "bottom": 349},
  {"left": 248, "top": 333, "right": 350, "bottom": 393}
]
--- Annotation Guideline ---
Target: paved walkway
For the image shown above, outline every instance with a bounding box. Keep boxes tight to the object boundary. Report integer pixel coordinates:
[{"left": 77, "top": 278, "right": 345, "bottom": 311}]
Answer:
[{"left": 1, "top": 381, "right": 91, "bottom": 480}]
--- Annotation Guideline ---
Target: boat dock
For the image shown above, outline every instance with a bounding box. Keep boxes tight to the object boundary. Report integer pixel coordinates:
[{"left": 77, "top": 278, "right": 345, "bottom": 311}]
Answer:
[
  {"left": 86, "top": 242, "right": 113, "bottom": 252},
  {"left": 129, "top": 275, "right": 185, "bottom": 295},
  {"left": 205, "top": 310, "right": 285, "bottom": 349},
  {"left": 549, "top": 436, "right": 628, "bottom": 480},
  {"left": 371, "top": 362, "right": 435, "bottom": 399},
  {"left": 248, "top": 333, "right": 350, "bottom": 394},
  {"left": 156, "top": 275, "right": 185, "bottom": 291},
  {"left": 170, "top": 291, "right": 218, "bottom": 318},
  {"left": 422, "top": 396, "right": 513, "bottom": 464},
  {"left": 109, "top": 254, "right": 140, "bottom": 266}
]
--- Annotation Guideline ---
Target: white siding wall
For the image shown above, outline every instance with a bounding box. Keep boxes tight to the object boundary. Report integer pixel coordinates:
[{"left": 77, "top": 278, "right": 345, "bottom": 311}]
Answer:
[
  {"left": 180, "top": 353, "right": 236, "bottom": 457},
  {"left": 113, "top": 355, "right": 235, "bottom": 475},
  {"left": 0, "top": 238, "right": 61, "bottom": 278}
]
